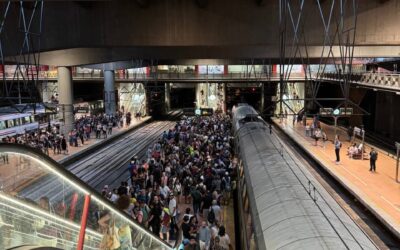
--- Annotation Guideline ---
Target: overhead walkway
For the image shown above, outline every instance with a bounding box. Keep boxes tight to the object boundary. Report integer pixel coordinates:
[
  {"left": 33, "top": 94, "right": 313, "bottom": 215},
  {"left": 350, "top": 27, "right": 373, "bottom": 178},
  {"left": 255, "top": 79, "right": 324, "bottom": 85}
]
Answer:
[
  {"left": 0, "top": 144, "right": 179, "bottom": 250},
  {"left": 273, "top": 118, "right": 400, "bottom": 240}
]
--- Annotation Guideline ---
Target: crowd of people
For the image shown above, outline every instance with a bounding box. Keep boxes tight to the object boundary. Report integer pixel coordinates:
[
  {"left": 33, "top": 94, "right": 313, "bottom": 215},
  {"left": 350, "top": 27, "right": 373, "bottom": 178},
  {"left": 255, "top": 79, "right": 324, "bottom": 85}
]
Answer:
[
  {"left": 0, "top": 111, "right": 136, "bottom": 156},
  {"left": 100, "top": 114, "right": 236, "bottom": 250}
]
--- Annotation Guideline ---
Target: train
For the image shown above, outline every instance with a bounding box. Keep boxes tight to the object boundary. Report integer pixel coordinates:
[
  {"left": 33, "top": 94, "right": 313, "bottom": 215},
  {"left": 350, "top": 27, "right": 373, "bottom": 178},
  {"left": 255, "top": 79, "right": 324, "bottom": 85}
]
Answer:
[
  {"left": 0, "top": 105, "right": 59, "bottom": 139},
  {"left": 232, "top": 104, "right": 377, "bottom": 250}
]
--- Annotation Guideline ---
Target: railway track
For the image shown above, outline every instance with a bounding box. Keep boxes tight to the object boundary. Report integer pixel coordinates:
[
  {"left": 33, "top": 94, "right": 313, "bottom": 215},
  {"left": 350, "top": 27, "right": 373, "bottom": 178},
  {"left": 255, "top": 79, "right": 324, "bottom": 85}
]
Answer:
[{"left": 20, "top": 120, "right": 176, "bottom": 202}]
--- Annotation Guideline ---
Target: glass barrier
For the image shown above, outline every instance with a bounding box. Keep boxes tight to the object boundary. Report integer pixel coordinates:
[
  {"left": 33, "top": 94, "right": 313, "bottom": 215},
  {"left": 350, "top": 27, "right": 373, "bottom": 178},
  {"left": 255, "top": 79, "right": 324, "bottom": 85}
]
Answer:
[{"left": 0, "top": 144, "right": 174, "bottom": 250}]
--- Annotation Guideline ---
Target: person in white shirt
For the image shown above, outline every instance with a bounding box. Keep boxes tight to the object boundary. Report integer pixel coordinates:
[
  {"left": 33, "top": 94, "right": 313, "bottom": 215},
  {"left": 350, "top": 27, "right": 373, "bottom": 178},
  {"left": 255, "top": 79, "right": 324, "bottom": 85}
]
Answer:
[
  {"left": 211, "top": 200, "right": 222, "bottom": 223},
  {"left": 160, "top": 184, "right": 170, "bottom": 200},
  {"left": 109, "top": 192, "right": 119, "bottom": 203},
  {"left": 218, "top": 226, "right": 230, "bottom": 250}
]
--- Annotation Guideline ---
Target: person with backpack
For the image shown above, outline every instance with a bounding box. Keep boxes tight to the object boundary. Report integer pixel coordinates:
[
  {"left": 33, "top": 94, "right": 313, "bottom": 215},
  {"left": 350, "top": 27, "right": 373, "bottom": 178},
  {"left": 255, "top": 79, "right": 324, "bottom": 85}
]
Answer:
[
  {"left": 190, "top": 186, "right": 202, "bottom": 217},
  {"left": 210, "top": 200, "right": 222, "bottom": 224},
  {"left": 139, "top": 201, "right": 150, "bottom": 228},
  {"left": 202, "top": 189, "right": 213, "bottom": 220},
  {"left": 369, "top": 148, "right": 378, "bottom": 172},
  {"left": 160, "top": 207, "right": 171, "bottom": 241},
  {"left": 207, "top": 204, "right": 216, "bottom": 225},
  {"left": 221, "top": 173, "right": 231, "bottom": 205}
]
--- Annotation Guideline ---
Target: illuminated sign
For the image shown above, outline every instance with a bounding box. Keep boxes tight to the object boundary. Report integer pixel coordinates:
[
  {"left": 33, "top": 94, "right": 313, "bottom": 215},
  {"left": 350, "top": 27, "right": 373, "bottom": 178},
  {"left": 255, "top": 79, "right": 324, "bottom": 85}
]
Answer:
[{"left": 333, "top": 109, "right": 340, "bottom": 116}]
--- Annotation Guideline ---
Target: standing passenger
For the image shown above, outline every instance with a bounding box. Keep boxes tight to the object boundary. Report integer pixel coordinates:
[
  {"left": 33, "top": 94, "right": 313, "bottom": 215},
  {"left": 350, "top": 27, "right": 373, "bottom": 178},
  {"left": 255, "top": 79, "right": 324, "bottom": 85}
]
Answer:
[
  {"left": 334, "top": 135, "right": 342, "bottom": 164},
  {"left": 369, "top": 148, "right": 378, "bottom": 172}
]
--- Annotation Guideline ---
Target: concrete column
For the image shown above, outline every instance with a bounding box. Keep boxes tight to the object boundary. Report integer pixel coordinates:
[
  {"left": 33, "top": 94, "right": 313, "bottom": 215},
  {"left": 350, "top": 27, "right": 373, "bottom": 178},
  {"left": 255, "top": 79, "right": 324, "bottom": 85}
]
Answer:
[
  {"left": 165, "top": 83, "right": 171, "bottom": 112},
  {"left": 57, "top": 66, "right": 74, "bottom": 136},
  {"left": 104, "top": 70, "right": 116, "bottom": 115},
  {"left": 260, "top": 82, "right": 265, "bottom": 113}
]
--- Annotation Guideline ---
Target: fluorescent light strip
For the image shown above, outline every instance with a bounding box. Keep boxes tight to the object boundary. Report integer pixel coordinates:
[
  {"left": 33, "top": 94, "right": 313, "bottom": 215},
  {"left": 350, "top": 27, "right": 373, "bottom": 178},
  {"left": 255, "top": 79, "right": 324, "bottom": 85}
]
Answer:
[
  {"left": 0, "top": 221, "right": 14, "bottom": 228},
  {"left": 2, "top": 151, "right": 171, "bottom": 248},
  {"left": 0, "top": 193, "right": 103, "bottom": 238}
]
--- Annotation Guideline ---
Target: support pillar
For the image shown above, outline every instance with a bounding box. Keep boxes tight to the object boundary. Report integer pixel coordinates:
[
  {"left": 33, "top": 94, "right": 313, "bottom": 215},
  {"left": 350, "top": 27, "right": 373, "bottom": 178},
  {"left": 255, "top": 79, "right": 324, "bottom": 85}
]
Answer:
[
  {"left": 165, "top": 83, "right": 171, "bottom": 112},
  {"left": 57, "top": 66, "right": 74, "bottom": 136},
  {"left": 260, "top": 82, "right": 265, "bottom": 113},
  {"left": 104, "top": 70, "right": 116, "bottom": 115}
]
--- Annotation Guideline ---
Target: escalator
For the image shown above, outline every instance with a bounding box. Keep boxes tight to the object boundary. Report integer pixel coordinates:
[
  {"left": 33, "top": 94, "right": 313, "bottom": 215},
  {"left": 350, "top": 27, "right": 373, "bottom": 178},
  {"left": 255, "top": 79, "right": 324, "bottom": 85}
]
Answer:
[{"left": 0, "top": 143, "right": 180, "bottom": 250}]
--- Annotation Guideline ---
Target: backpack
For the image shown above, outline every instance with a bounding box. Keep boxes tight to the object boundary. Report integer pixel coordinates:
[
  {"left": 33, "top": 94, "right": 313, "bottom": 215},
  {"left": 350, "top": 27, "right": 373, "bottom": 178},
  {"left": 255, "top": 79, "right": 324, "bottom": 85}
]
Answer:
[
  {"left": 225, "top": 178, "right": 231, "bottom": 192},
  {"left": 141, "top": 205, "right": 150, "bottom": 222},
  {"left": 207, "top": 207, "right": 215, "bottom": 223},
  {"left": 162, "top": 211, "right": 171, "bottom": 225}
]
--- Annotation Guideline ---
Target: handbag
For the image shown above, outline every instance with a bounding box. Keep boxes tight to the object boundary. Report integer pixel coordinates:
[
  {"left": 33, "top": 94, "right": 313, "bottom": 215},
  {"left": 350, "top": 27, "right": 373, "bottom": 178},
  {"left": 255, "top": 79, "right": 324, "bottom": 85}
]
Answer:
[{"left": 100, "top": 220, "right": 121, "bottom": 250}]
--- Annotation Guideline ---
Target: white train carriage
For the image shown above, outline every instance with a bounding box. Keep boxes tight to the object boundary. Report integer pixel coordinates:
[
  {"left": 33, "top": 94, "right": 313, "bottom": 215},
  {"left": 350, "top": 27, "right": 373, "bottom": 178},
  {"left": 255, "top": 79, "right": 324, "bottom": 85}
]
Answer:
[
  {"left": 0, "top": 113, "right": 38, "bottom": 138},
  {"left": 0, "top": 110, "right": 59, "bottom": 139}
]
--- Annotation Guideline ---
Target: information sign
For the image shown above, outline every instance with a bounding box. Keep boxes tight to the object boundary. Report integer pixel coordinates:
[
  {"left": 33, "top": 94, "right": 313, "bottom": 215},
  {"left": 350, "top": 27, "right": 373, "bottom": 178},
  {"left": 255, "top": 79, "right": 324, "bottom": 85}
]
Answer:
[
  {"left": 339, "top": 107, "right": 353, "bottom": 116},
  {"left": 319, "top": 108, "right": 333, "bottom": 116}
]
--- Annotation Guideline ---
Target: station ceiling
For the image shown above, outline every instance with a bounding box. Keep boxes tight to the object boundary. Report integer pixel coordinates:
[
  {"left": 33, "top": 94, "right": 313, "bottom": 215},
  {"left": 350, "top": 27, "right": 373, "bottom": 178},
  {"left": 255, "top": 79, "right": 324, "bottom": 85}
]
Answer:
[{"left": 2, "top": 0, "right": 400, "bottom": 66}]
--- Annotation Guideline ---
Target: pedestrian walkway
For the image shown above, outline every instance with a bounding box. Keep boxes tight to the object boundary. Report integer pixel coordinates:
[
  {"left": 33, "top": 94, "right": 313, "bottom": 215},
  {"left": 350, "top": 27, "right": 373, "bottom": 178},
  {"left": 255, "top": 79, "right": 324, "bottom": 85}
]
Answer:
[{"left": 273, "top": 118, "right": 400, "bottom": 238}]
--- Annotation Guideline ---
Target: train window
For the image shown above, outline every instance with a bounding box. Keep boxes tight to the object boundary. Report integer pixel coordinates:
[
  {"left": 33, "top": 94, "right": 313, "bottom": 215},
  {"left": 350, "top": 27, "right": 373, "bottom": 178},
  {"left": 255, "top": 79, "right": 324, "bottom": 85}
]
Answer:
[
  {"left": 0, "top": 121, "right": 6, "bottom": 130},
  {"left": 7, "top": 119, "right": 14, "bottom": 128},
  {"left": 14, "top": 119, "right": 21, "bottom": 126},
  {"left": 24, "top": 116, "right": 31, "bottom": 124}
]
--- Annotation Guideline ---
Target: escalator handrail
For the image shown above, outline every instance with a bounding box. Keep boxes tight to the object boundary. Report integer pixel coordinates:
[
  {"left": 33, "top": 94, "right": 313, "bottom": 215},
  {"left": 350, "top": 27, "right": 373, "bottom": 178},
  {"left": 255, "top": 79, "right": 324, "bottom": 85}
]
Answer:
[{"left": 0, "top": 143, "right": 174, "bottom": 249}]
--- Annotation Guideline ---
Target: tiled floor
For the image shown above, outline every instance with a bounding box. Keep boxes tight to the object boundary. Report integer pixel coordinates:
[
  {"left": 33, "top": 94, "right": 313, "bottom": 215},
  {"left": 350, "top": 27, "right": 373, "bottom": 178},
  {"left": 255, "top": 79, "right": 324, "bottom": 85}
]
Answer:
[{"left": 273, "top": 118, "right": 400, "bottom": 238}]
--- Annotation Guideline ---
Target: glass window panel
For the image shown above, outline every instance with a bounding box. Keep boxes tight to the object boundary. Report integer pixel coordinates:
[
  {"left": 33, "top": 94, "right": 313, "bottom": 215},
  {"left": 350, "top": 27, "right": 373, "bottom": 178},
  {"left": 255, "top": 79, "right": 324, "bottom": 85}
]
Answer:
[
  {"left": 7, "top": 120, "right": 14, "bottom": 128},
  {"left": 0, "top": 146, "right": 173, "bottom": 250},
  {"left": 0, "top": 121, "right": 6, "bottom": 130}
]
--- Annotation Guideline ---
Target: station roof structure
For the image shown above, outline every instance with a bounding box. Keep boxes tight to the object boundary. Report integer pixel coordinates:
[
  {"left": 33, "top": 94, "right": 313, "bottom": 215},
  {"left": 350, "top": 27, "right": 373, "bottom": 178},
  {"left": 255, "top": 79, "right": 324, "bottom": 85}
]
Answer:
[{"left": 1, "top": 0, "right": 399, "bottom": 67}]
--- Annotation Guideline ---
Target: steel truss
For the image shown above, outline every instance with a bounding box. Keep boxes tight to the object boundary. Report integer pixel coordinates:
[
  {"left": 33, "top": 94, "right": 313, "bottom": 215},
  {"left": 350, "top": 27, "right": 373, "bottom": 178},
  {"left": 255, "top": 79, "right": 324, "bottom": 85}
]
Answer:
[
  {"left": 275, "top": 0, "right": 368, "bottom": 117},
  {"left": 0, "top": 0, "right": 45, "bottom": 113}
]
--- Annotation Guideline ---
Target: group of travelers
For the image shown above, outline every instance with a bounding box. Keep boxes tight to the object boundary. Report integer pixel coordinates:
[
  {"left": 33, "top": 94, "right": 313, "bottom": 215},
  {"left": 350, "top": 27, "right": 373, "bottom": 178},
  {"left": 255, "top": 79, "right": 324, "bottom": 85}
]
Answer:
[
  {"left": 100, "top": 114, "right": 235, "bottom": 250},
  {"left": 296, "top": 115, "right": 379, "bottom": 171},
  {"left": 0, "top": 111, "right": 137, "bottom": 157},
  {"left": 0, "top": 125, "right": 69, "bottom": 155}
]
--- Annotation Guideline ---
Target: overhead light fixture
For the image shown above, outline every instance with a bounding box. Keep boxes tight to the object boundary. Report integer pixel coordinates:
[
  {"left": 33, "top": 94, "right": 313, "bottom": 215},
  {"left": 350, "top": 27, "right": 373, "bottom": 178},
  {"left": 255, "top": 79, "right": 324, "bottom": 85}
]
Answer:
[
  {"left": 373, "top": 88, "right": 378, "bottom": 91},
  {"left": 396, "top": 92, "right": 400, "bottom": 95}
]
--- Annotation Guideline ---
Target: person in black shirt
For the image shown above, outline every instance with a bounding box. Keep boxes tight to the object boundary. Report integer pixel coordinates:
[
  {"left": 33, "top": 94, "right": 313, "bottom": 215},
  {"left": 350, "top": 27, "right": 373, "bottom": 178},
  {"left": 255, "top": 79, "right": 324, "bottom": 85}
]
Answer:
[
  {"left": 149, "top": 196, "right": 162, "bottom": 235},
  {"left": 201, "top": 190, "right": 213, "bottom": 219},
  {"left": 369, "top": 148, "right": 378, "bottom": 172},
  {"left": 181, "top": 215, "right": 191, "bottom": 240}
]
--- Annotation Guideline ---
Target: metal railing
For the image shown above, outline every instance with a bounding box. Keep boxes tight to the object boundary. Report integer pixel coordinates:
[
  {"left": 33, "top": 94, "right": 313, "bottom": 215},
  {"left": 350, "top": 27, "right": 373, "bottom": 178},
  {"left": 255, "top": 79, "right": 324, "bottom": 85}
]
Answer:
[{"left": 320, "top": 72, "right": 400, "bottom": 91}]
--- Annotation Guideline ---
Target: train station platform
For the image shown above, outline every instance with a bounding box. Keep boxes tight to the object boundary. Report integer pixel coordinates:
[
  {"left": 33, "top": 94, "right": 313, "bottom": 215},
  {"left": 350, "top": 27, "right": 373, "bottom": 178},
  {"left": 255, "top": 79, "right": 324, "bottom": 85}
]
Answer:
[
  {"left": 273, "top": 118, "right": 400, "bottom": 239},
  {"left": 53, "top": 116, "right": 151, "bottom": 163},
  {"left": 0, "top": 117, "right": 151, "bottom": 191}
]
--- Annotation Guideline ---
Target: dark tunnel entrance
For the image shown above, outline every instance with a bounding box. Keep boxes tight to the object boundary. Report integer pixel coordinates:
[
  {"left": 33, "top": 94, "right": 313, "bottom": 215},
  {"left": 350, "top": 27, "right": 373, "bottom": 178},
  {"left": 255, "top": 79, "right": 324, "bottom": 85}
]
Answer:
[{"left": 170, "top": 86, "right": 196, "bottom": 109}]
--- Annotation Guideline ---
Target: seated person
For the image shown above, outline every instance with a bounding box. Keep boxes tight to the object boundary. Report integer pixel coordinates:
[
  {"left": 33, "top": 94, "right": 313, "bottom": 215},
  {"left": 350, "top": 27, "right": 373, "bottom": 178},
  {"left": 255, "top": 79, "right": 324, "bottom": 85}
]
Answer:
[
  {"left": 347, "top": 143, "right": 357, "bottom": 158},
  {"left": 358, "top": 143, "right": 364, "bottom": 153}
]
